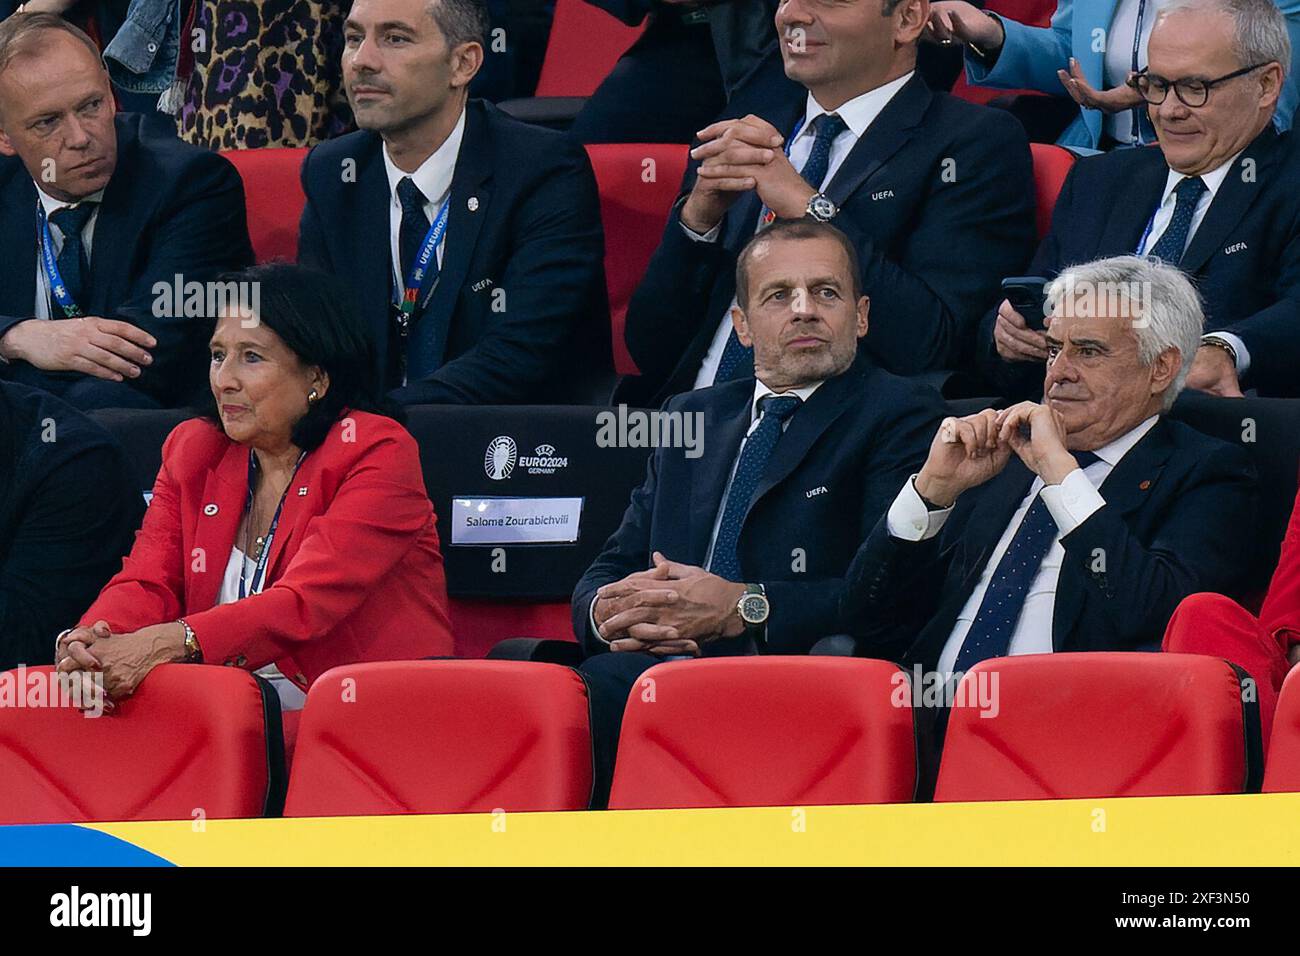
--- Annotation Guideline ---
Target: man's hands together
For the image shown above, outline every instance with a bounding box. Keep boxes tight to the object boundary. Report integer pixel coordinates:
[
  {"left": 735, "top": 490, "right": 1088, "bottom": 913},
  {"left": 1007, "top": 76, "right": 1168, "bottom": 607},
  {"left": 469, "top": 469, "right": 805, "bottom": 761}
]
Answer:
[
  {"left": 680, "top": 115, "right": 814, "bottom": 234},
  {"left": 1, "top": 317, "right": 155, "bottom": 382},
  {"left": 593, "top": 552, "right": 747, "bottom": 656},
  {"left": 914, "top": 402, "right": 1077, "bottom": 507}
]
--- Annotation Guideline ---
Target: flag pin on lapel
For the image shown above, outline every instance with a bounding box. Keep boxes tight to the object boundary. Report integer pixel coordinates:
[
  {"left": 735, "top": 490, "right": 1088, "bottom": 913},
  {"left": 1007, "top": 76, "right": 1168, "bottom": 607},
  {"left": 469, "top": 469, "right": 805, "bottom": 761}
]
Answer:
[
  {"left": 1139, "top": 480, "right": 1151, "bottom": 490},
  {"left": 298, "top": 486, "right": 309, "bottom": 496},
  {"left": 467, "top": 196, "right": 479, "bottom": 212},
  {"left": 203, "top": 503, "right": 219, "bottom": 516}
]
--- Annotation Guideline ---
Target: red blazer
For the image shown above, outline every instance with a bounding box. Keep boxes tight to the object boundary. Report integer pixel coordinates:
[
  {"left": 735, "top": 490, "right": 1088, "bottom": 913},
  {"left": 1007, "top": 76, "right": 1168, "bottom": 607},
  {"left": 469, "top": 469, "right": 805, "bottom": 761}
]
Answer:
[
  {"left": 1262, "top": 475, "right": 1300, "bottom": 652},
  {"left": 81, "top": 411, "right": 453, "bottom": 689}
]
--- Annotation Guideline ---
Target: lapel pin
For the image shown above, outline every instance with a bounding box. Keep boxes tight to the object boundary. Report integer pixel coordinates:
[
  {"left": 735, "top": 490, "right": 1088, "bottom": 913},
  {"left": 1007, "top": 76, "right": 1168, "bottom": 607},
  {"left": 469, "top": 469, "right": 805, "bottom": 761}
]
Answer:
[
  {"left": 467, "top": 196, "right": 479, "bottom": 212},
  {"left": 298, "top": 486, "right": 309, "bottom": 496},
  {"left": 203, "top": 503, "right": 219, "bottom": 516},
  {"left": 1139, "top": 480, "right": 1151, "bottom": 490}
]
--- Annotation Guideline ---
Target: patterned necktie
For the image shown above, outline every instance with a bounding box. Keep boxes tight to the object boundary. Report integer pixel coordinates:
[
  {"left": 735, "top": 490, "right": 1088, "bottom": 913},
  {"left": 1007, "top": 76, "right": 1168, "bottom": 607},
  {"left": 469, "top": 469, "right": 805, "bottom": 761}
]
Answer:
[
  {"left": 48, "top": 202, "right": 97, "bottom": 314},
  {"left": 712, "top": 114, "right": 849, "bottom": 384},
  {"left": 952, "top": 451, "right": 1101, "bottom": 674},
  {"left": 1147, "top": 176, "right": 1207, "bottom": 264},
  {"left": 396, "top": 176, "right": 433, "bottom": 291},
  {"left": 707, "top": 394, "right": 803, "bottom": 581}
]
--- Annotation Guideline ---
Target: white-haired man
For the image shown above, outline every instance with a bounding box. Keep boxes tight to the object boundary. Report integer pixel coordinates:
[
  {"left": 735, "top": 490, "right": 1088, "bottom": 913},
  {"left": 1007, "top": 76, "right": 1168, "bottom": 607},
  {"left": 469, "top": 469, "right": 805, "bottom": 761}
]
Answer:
[
  {"left": 846, "top": 255, "right": 1257, "bottom": 678},
  {"left": 979, "top": 0, "right": 1300, "bottom": 400}
]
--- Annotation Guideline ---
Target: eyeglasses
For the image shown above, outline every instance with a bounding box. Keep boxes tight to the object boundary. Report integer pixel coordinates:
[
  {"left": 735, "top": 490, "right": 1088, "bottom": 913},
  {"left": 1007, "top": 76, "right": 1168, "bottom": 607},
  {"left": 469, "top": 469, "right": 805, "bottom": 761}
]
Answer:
[{"left": 1128, "top": 63, "right": 1273, "bottom": 108}]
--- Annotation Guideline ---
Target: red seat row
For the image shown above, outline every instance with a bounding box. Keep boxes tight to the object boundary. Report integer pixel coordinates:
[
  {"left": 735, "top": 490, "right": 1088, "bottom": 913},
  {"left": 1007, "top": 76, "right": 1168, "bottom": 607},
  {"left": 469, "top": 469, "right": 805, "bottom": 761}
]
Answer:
[{"left": 0, "top": 650, "right": 1286, "bottom": 824}]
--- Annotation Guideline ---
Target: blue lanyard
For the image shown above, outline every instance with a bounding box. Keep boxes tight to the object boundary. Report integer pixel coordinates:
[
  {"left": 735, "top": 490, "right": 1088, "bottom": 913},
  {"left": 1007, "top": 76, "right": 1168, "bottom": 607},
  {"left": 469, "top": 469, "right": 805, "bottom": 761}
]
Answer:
[
  {"left": 36, "top": 203, "right": 83, "bottom": 318},
  {"left": 1137, "top": 207, "right": 1158, "bottom": 254},
  {"left": 238, "top": 450, "right": 307, "bottom": 600},
  {"left": 391, "top": 195, "right": 452, "bottom": 326},
  {"left": 759, "top": 115, "right": 808, "bottom": 227},
  {"left": 1128, "top": 0, "right": 1149, "bottom": 145}
]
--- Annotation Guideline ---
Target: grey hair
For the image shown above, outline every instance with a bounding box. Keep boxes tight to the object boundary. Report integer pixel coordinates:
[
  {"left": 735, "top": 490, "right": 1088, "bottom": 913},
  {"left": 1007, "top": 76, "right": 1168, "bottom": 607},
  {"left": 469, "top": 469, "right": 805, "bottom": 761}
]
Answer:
[
  {"left": 1160, "top": 0, "right": 1292, "bottom": 79},
  {"left": 1045, "top": 255, "right": 1204, "bottom": 411},
  {"left": 0, "top": 12, "right": 102, "bottom": 82},
  {"left": 426, "top": 0, "right": 489, "bottom": 48}
]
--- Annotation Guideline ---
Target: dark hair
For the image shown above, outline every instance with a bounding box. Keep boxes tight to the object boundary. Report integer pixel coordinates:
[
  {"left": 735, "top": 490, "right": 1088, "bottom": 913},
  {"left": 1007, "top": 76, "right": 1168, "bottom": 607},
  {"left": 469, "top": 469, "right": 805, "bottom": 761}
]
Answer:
[
  {"left": 197, "top": 263, "right": 402, "bottom": 452},
  {"left": 735, "top": 218, "right": 864, "bottom": 310},
  {"left": 426, "top": 0, "right": 489, "bottom": 48},
  {"left": 0, "top": 12, "right": 102, "bottom": 80}
]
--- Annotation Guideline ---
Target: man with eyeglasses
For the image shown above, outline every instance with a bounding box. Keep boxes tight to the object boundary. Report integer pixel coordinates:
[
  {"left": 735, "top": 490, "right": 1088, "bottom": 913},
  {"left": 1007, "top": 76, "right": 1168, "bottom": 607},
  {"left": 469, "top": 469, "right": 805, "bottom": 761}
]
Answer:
[{"left": 977, "top": 0, "right": 1300, "bottom": 400}]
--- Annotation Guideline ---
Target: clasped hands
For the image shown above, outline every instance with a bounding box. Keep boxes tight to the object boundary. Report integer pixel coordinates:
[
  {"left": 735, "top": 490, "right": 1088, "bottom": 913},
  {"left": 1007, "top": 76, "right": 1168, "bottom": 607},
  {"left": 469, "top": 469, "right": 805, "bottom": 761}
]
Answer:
[
  {"left": 593, "top": 552, "right": 747, "bottom": 656},
  {"left": 680, "top": 114, "right": 816, "bottom": 234},
  {"left": 914, "top": 402, "right": 1079, "bottom": 508},
  {"left": 55, "top": 620, "right": 188, "bottom": 710}
]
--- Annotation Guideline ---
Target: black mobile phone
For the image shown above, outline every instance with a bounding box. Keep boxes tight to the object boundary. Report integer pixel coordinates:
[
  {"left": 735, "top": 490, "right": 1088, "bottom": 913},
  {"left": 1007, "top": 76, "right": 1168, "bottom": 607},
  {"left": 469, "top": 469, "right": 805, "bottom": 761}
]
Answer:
[{"left": 1001, "top": 276, "right": 1050, "bottom": 332}]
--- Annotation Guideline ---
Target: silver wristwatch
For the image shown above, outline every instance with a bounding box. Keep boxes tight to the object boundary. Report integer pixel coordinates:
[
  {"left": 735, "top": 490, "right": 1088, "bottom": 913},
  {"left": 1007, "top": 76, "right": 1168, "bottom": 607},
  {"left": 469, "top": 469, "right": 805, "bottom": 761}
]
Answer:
[{"left": 806, "top": 192, "right": 839, "bottom": 222}]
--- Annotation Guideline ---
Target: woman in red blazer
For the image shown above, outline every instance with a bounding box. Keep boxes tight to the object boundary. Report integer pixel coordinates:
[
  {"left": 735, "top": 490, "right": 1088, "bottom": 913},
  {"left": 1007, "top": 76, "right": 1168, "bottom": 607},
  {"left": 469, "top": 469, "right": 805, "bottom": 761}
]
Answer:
[
  {"left": 1163, "top": 473, "right": 1300, "bottom": 747},
  {"left": 56, "top": 264, "right": 453, "bottom": 708}
]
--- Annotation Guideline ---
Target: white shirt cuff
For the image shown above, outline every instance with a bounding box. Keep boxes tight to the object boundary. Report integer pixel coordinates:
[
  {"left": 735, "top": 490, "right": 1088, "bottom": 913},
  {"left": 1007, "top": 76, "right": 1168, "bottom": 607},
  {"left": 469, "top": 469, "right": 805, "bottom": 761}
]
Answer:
[
  {"left": 1040, "top": 468, "right": 1105, "bottom": 536},
  {"left": 886, "top": 475, "right": 952, "bottom": 542},
  {"left": 1204, "top": 331, "right": 1250, "bottom": 375},
  {"left": 679, "top": 219, "right": 721, "bottom": 243},
  {"left": 589, "top": 594, "right": 610, "bottom": 645}
]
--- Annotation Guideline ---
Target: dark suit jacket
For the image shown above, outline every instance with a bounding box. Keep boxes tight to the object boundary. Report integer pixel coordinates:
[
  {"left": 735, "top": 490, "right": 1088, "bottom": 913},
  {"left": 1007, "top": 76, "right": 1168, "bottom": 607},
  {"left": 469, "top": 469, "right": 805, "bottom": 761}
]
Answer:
[
  {"left": 619, "top": 65, "right": 1037, "bottom": 406},
  {"left": 843, "top": 418, "right": 1258, "bottom": 670},
  {"left": 572, "top": 358, "right": 945, "bottom": 657},
  {"left": 978, "top": 126, "right": 1300, "bottom": 398},
  {"left": 0, "top": 113, "right": 254, "bottom": 406},
  {"left": 0, "top": 382, "right": 142, "bottom": 670},
  {"left": 297, "top": 99, "right": 612, "bottom": 405}
]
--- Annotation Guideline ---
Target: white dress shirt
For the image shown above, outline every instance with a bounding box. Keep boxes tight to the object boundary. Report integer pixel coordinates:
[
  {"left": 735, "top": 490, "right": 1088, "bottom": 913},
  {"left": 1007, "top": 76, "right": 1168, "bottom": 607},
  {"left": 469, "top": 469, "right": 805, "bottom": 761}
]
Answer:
[
  {"left": 33, "top": 185, "right": 105, "bottom": 321},
  {"left": 590, "top": 378, "right": 824, "bottom": 643},
  {"left": 885, "top": 415, "right": 1159, "bottom": 676},
  {"left": 686, "top": 73, "right": 915, "bottom": 389},
  {"left": 1137, "top": 152, "right": 1251, "bottom": 373},
  {"left": 1103, "top": 0, "right": 1172, "bottom": 144},
  {"left": 381, "top": 106, "right": 466, "bottom": 290},
  {"left": 217, "top": 546, "right": 307, "bottom": 711}
]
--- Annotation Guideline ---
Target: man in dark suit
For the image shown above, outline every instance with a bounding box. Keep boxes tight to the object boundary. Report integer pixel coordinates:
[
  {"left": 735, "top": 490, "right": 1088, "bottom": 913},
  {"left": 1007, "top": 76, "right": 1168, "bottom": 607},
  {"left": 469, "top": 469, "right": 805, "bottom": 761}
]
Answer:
[
  {"left": 619, "top": 0, "right": 1036, "bottom": 407},
  {"left": 298, "top": 0, "right": 611, "bottom": 405},
  {"left": 575, "top": 219, "right": 944, "bottom": 805},
  {"left": 0, "top": 13, "right": 253, "bottom": 410},
  {"left": 980, "top": 0, "right": 1300, "bottom": 399},
  {"left": 0, "top": 380, "right": 142, "bottom": 671},
  {"left": 847, "top": 256, "right": 1257, "bottom": 691}
]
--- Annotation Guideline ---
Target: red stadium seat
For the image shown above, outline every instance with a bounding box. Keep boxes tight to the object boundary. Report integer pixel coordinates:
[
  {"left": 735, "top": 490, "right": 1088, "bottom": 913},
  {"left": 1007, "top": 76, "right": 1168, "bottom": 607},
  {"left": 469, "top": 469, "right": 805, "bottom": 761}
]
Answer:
[
  {"left": 934, "top": 653, "right": 1256, "bottom": 802},
  {"left": 584, "top": 143, "right": 691, "bottom": 375},
  {"left": 220, "top": 147, "right": 309, "bottom": 263},
  {"left": 608, "top": 658, "right": 917, "bottom": 810},
  {"left": 1263, "top": 667, "right": 1300, "bottom": 792},
  {"left": 1029, "top": 143, "right": 1075, "bottom": 238},
  {"left": 0, "top": 665, "right": 283, "bottom": 824},
  {"left": 283, "top": 661, "right": 592, "bottom": 816},
  {"left": 448, "top": 598, "right": 575, "bottom": 659},
  {"left": 534, "top": 0, "right": 645, "bottom": 98}
]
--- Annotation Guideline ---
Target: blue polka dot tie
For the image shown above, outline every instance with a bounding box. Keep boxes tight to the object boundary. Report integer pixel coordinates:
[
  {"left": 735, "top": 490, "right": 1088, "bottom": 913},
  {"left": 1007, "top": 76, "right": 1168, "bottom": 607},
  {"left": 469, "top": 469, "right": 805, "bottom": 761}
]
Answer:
[
  {"left": 48, "top": 202, "right": 98, "bottom": 313},
  {"left": 952, "top": 451, "right": 1100, "bottom": 673},
  {"left": 1147, "top": 176, "right": 1207, "bottom": 264},
  {"left": 707, "top": 395, "right": 803, "bottom": 581},
  {"left": 712, "top": 114, "right": 848, "bottom": 385}
]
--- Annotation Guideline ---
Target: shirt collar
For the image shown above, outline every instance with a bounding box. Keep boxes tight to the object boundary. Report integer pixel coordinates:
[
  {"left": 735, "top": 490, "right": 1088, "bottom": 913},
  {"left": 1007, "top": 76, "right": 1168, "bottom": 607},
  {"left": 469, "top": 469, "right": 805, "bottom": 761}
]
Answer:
[
  {"left": 1088, "top": 415, "right": 1160, "bottom": 468},
  {"left": 750, "top": 379, "right": 823, "bottom": 423},
  {"left": 801, "top": 71, "right": 914, "bottom": 141},
  {"left": 382, "top": 106, "right": 467, "bottom": 209},
  {"left": 35, "top": 185, "right": 106, "bottom": 218},
  {"left": 1160, "top": 148, "right": 1244, "bottom": 204}
]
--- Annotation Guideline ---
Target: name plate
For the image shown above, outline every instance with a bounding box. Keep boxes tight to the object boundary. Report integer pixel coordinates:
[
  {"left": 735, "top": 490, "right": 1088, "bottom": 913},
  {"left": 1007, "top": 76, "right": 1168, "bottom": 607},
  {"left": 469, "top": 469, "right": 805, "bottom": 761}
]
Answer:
[{"left": 451, "top": 496, "right": 584, "bottom": 545}]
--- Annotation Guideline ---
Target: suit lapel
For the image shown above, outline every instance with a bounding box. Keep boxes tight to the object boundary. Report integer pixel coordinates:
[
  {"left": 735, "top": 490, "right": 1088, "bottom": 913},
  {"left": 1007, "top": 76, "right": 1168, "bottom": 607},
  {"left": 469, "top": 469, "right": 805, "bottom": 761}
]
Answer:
[
  {"left": 1099, "top": 145, "right": 1169, "bottom": 254},
  {"left": 187, "top": 442, "right": 247, "bottom": 613},
  {"left": 1179, "top": 127, "right": 1279, "bottom": 274},
  {"left": 1050, "top": 421, "right": 1175, "bottom": 648},
  {"left": 88, "top": 125, "right": 137, "bottom": 311},
  {"left": 823, "top": 73, "right": 932, "bottom": 206},
  {"left": 0, "top": 173, "right": 37, "bottom": 318},
  {"left": 688, "top": 387, "right": 753, "bottom": 563},
  {"left": 343, "top": 136, "right": 392, "bottom": 370},
  {"left": 958, "top": 460, "right": 1036, "bottom": 592}
]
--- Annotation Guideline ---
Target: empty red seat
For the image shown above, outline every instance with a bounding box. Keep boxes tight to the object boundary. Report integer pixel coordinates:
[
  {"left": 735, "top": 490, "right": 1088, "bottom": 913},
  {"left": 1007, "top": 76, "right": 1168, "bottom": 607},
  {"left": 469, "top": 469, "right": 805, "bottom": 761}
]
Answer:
[
  {"left": 534, "top": 0, "right": 645, "bottom": 98},
  {"left": 283, "top": 661, "right": 592, "bottom": 816},
  {"left": 220, "top": 147, "right": 309, "bottom": 263},
  {"left": 0, "top": 664, "right": 283, "bottom": 824},
  {"left": 1029, "top": 143, "right": 1075, "bottom": 238},
  {"left": 448, "top": 598, "right": 575, "bottom": 659},
  {"left": 585, "top": 143, "right": 691, "bottom": 375},
  {"left": 935, "top": 653, "right": 1256, "bottom": 802},
  {"left": 1264, "top": 667, "right": 1300, "bottom": 792},
  {"left": 608, "top": 658, "right": 916, "bottom": 810}
]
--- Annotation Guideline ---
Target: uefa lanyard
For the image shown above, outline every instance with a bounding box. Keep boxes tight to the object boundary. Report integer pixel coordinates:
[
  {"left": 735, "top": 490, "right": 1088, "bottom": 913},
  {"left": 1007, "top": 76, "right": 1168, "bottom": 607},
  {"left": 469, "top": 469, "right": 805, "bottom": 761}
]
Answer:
[
  {"left": 36, "top": 202, "right": 85, "bottom": 318},
  {"left": 1128, "top": 0, "right": 1149, "bottom": 145},
  {"left": 391, "top": 195, "right": 452, "bottom": 331},
  {"left": 238, "top": 450, "right": 307, "bottom": 600},
  {"left": 758, "top": 115, "right": 808, "bottom": 228}
]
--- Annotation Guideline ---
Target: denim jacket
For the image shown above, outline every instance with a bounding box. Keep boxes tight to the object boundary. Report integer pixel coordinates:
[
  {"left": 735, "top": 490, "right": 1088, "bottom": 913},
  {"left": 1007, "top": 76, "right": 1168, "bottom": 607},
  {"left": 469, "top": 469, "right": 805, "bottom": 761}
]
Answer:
[{"left": 101, "top": 0, "right": 183, "bottom": 95}]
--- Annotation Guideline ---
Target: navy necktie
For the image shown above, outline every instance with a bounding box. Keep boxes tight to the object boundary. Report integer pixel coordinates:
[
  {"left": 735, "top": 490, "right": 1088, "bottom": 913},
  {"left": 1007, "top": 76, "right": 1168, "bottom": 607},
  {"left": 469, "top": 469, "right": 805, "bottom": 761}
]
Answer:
[
  {"left": 952, "top": 451, "right": 1101, "bottom": 674},
  {"left": 708, "top": 394, "right": 803, "bottom": 581},
  {"left": 396, "top": 176, "right": 433, "bottom": 290},
  {"left": 712, "top": 114, "right": 849, "bottom": 384},
  {"left": 1147, "top": 176, "right": 1207, "bottom": 264},
  {"left": 48, "top": 202, "right": 97, "bottom": 314}
]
